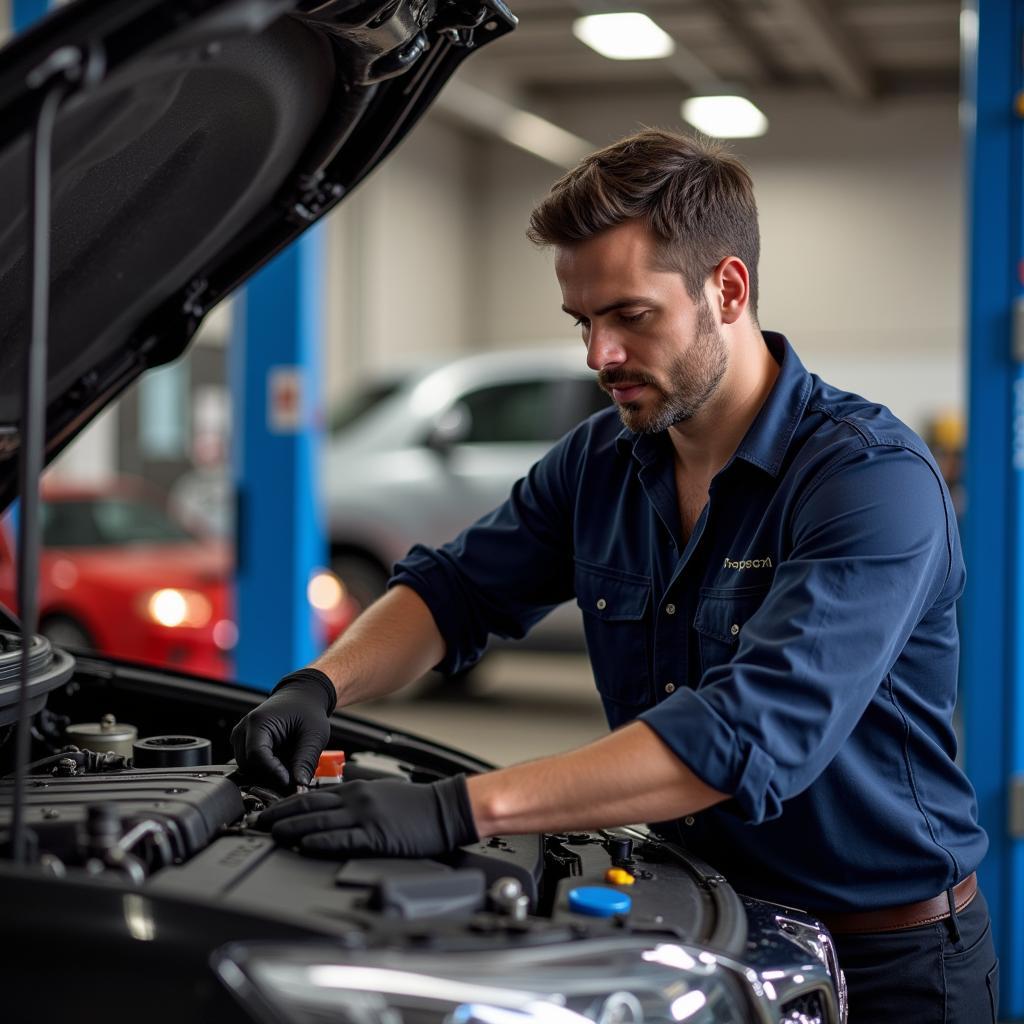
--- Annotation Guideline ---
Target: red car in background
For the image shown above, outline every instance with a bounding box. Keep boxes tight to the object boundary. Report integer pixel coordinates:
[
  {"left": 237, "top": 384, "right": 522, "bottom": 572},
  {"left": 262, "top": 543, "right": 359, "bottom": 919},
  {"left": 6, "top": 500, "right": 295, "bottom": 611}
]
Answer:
[{"left": 0, "top": 479, "right": 356, "bottom": 679}]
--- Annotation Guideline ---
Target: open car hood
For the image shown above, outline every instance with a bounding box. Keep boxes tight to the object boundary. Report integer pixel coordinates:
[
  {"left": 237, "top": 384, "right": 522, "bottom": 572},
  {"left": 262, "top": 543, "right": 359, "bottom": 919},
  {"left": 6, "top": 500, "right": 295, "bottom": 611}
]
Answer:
[{"left": 0, "top": 0, "right": 514, "bottom": 511}]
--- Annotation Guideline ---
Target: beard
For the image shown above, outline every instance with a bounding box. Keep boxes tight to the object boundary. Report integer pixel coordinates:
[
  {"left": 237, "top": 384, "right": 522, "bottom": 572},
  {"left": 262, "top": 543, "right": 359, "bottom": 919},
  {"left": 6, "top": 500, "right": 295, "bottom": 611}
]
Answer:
[{"left": 599, "top": 297, "right": 727, "bottom": 434}]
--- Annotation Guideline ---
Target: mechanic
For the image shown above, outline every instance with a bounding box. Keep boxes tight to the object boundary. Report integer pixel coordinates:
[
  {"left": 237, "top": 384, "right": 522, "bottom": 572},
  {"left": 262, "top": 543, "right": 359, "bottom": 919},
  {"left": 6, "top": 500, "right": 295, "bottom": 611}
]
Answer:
[{"left": 233, "top": 129, "right": 997, "bottom": 1021}]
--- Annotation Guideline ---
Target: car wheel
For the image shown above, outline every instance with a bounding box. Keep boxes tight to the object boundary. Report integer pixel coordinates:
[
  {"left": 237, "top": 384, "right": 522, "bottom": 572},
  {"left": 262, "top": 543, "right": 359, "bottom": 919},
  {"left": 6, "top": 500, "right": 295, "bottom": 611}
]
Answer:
[
  {"left": 40, "top": 615, "right": 94, "bottom": 652},
  {"left": 331, "top": 553, "right": 390, "bottom": 614}
]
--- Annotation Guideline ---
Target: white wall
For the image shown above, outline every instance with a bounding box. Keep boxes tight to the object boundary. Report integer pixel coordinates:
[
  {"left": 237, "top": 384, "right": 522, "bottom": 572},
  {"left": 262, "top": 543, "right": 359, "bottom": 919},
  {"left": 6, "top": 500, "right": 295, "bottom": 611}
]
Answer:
[
  {"left": 472, "top": 142, "right": 572, "bottom": 350},
  {"left": 48, "top": 405, "right": 119, "bottom": 483},
  {"left": 323, "top": 114, "right": 483, "bottom": 407},
  {"left": 755, "top": 152, "right": 963, "bottom": 431}
]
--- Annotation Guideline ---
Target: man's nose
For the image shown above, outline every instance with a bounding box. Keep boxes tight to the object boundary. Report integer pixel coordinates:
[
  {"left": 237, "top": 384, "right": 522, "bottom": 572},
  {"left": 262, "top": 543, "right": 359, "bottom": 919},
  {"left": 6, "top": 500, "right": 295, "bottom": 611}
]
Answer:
[{"left": 585, "top": 326, "right": 627, "bottom": 372}]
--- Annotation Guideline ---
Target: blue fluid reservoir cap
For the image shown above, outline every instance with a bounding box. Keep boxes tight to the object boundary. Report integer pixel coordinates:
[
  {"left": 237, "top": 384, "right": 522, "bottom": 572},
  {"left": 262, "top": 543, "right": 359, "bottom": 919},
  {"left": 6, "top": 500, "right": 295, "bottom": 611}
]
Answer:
[{"left": 568, "top": 886, "right": 632, "bottom": 918}]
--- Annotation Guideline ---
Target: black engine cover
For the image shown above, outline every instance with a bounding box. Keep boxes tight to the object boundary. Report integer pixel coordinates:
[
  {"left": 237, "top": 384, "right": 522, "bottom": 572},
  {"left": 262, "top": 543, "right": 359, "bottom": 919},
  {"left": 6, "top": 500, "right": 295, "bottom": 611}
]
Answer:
[{"left": 0, "top": 764, "right": 243, "bottom": 861}]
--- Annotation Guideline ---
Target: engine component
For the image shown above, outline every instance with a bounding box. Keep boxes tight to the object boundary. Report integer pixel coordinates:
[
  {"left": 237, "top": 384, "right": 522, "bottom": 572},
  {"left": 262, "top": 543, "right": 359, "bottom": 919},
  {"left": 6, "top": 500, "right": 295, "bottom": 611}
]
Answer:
[
  {"left": 133, "top": 735, "right": 212, "bottom": 768},
  {"left": 65, "top": 714, "right": 137, "bottom": 757},
  {"left": 489, "top": 876, "right": 529, "bottom": 920},
  {"left": 606, "top": 835, "right": 634, "bottom": 865},
  {"left": 81, "top": 804, "right": 138, "bottom": 883},
  {"left": 604, "top": 868, "right": 636, "bottom": 886},
  {"left": 85, "top": 802, "right": 122, "bottom": 858},
  {"left": 313, "top": 749, "right": 346, "bottom": 785},
  {"left": 0, "top": 631, "right": 75, "bottom": 728},
  {"left": 370, "top": 868, "right": 487, "bottom": 920},
  {"left": 25, "top": 748, "right": 133, "bottom": 776},
  {"left": 343, "top": 750, "right": 415, "bottom": 781},
  {"left": 0, "top": 764, "right": 243, "bottom": 861},
  {"left": 568, "top": 886, "right": 632, "bottom": 918}
]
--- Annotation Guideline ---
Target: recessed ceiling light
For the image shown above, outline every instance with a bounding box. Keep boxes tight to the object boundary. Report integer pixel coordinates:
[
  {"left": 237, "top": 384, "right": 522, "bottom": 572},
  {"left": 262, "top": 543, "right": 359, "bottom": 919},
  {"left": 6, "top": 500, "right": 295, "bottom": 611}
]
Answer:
[
  {"left": 572, "top": 13, "right": 675, "bottom": 61},
  {"left": 681, "top": 96, "right": 769, "bottom": 139}
]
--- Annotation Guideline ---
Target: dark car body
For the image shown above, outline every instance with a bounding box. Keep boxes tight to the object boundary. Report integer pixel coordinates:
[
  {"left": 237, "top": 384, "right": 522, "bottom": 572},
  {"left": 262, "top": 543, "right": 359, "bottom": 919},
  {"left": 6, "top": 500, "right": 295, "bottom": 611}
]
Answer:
[{"left": 0, "top": 3, "right": 846, "bottom": 1022}]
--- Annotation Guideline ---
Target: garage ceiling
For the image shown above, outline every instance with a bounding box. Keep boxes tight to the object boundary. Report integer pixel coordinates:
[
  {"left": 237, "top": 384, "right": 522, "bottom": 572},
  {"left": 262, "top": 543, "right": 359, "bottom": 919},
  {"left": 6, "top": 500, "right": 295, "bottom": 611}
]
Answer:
[
  {"left": 0, "top": 3, "right": 961, "bottom": 103},
  {"left": 476, "top": 0, "right": 961, "bottom": 103}
]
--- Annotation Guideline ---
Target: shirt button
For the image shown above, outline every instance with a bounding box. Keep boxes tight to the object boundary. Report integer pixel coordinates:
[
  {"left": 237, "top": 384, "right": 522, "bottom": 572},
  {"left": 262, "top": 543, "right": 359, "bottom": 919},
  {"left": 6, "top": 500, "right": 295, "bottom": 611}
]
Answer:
[
  {"left": 664, "top": 682, "right": 675, "bottom": 694},
  {"left": 684, "top": 816, "right": 695, "bottom": 826},
  {"left": 730, "top": 623, "right": 740, "bottom": 636},
  {"left": 596, "top": 598, "right": 607, "bottom": 610},
  {"left": 665, "top": 603, "right": 676, "bottom": 616}
]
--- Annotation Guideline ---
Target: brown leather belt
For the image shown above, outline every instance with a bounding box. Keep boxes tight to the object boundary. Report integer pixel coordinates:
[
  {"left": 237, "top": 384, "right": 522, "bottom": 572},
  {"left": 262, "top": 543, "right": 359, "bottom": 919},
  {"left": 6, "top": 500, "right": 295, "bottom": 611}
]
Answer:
[{"left": 819, "top": 872, "right": 978, "bottom": 935}]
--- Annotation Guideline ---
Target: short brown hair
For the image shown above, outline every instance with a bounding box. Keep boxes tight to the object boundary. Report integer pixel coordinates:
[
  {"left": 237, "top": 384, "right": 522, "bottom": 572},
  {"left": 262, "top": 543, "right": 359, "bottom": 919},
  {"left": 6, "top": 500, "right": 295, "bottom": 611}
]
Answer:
[{"left": 527, "top": 128, "right": 760, "bottom": 319}]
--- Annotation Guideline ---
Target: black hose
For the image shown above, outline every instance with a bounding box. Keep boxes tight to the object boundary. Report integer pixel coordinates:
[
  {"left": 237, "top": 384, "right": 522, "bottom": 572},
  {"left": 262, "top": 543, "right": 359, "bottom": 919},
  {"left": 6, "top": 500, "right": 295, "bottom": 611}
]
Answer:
[{"left": 17, "top": 748, "right": 133, "bottom": 777}]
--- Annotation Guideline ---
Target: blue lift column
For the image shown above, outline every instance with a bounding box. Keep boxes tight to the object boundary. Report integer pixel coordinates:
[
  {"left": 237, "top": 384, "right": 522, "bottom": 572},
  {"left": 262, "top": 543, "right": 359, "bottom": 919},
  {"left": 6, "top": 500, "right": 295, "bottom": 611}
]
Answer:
[
  {"left": 962, "top": 1, "right": 1024, "bottom": 1016},
  {"left": 12, "top": 0, "right": 49, "bottom": 33},
  {"left": 229, "top": 228, "right": 327, "bottom": 688}
]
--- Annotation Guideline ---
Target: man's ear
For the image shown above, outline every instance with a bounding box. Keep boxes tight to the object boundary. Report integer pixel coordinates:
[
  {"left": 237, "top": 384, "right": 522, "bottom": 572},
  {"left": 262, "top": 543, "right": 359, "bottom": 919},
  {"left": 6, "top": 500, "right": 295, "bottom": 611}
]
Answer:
[{"left": 711, "top": 257, "right": 750, "bottom": 325}]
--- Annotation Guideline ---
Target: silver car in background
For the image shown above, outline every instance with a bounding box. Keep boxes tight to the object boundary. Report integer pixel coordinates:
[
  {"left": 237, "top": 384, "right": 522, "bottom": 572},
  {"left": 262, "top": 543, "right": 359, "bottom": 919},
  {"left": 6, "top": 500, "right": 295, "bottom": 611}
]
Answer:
[{"left": 324, "top": 347, "right": 611, "bottom": 657}]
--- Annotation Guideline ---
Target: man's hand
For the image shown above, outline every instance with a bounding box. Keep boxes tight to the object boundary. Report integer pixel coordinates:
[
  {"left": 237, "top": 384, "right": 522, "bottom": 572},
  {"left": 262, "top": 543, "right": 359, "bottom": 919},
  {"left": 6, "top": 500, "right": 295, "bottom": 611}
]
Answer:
[
  {"left": 231, "top": 668, "right": 337, "bottom": 790},
  {"left": 254, "top": 776, "right": 479, "bottom": 857}
]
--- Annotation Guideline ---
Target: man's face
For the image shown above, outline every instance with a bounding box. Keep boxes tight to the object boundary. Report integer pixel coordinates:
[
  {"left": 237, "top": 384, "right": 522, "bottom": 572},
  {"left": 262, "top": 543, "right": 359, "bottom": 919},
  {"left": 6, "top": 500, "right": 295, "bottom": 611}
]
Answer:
[{"left": 555, "top": 220, "right": 727, "bottom": 434}]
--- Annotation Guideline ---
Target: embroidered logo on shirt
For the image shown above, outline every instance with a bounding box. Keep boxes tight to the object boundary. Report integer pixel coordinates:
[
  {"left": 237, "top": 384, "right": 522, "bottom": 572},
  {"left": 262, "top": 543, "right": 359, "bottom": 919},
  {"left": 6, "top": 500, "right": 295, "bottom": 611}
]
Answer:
[{"left": 723, "top": 556, "right": 773, "bottom": 570}]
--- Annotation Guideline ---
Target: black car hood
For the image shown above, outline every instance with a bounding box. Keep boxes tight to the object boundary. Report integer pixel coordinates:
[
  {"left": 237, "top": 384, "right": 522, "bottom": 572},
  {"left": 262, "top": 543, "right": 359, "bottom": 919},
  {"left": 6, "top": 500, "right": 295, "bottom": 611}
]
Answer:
[{"left": 0, "top": 0, "right": 513, "bottom": 511}]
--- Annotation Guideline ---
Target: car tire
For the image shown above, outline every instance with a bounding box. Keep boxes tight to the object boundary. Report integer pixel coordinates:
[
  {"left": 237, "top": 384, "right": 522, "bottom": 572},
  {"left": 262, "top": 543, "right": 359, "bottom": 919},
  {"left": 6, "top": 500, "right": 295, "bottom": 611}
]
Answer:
[
  {"left": 330, "top": 553, "right": 390, "bottom": 614},
  {"left": 40, "top": 615, "right": 94, "bottom": 652}
]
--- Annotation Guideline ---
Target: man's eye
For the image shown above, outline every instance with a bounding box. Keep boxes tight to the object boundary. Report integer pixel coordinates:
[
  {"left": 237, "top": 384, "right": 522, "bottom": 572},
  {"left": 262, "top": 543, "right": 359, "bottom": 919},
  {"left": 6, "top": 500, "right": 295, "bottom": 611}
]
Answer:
[
  {"left": 573, "top": 317, "right": 589, "bottom": 329},
  {"left": 620, "top": 311, "right": 650, "bottom": 324}
]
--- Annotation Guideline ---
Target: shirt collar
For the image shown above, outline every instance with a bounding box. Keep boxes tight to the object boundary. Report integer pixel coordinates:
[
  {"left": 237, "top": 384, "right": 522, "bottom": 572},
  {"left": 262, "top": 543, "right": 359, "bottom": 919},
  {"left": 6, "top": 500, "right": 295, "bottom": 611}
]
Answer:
[{"left": 613, "top": 331, "right": 812, "bottom": 478}]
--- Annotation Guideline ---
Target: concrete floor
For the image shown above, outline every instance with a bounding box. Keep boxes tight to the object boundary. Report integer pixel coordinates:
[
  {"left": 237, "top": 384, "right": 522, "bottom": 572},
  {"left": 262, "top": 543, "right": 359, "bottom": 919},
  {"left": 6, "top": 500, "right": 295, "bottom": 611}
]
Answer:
[{"left": 353, "top": 651, "right": 609, "bottom": 766}]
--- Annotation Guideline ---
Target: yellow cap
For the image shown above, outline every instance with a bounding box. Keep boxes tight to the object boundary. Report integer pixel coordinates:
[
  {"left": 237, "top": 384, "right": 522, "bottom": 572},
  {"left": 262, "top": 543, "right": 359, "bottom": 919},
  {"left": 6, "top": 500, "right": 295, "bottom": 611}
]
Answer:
[{"left": 604, "top": 868, "right": 635, "bottom": 886}]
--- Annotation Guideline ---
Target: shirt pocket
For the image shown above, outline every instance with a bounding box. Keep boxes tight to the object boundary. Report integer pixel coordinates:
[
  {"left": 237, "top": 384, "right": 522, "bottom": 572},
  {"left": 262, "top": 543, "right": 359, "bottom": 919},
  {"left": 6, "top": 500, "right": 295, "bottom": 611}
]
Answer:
[
  {"left": 693, "top": 583, "right": 771, "bottom": 679},
  {"left": 575, "top": 561, "right": 652, "bottom": 708}
]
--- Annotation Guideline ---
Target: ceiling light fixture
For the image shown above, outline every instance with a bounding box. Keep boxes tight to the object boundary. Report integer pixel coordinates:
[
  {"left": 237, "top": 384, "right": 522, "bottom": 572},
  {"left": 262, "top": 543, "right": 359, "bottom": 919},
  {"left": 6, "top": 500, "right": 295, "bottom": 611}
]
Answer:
[
  {"left": 681, "top": 95, "right": 769, "bottom": 139},
  {"left": 572, "top": 13, "right": 675, "bottom": 61}
]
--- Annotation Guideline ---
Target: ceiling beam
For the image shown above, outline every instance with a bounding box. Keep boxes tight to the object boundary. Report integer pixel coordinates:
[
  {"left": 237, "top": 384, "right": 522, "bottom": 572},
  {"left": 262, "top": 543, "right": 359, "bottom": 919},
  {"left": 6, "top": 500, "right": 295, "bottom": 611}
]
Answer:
[
  {"left": 433, "top": 79, "right": 595, "bottom": 168},
  {"left": 766, "top": 0, "right": 876, "bottom": 100},
  {"left": 707, "top": 0, "right": 788, "bottom": 85}
]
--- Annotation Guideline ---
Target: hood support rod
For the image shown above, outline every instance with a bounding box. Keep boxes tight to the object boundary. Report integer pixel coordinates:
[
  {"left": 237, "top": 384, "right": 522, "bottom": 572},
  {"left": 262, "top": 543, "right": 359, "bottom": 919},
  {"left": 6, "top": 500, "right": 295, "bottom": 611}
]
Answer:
[{"left": 7, "top": 47, "right": 91, "bottom": 865}]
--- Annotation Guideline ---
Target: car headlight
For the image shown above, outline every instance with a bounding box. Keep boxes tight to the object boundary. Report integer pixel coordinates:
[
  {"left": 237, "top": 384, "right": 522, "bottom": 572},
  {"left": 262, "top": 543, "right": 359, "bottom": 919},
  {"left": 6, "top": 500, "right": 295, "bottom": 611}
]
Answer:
[
  {"left": 308, "top": 568, "right": 346, "bottom": 612},
  {"left": 141, "top": 588, "right": 212, "bottom": 628},
  {"left": 214, "top": 939, "right": 754, "bottom": 1024}
]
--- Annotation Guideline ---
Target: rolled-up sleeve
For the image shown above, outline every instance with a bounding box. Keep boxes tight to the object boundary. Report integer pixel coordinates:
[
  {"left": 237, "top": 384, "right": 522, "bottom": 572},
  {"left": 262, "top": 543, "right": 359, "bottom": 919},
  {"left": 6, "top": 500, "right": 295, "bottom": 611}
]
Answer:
[
  {"left": 390, "top": 429, "right": 581, "bottom": 675},
  {"left": 640, "top": 443, "right": 958, "bottom": 824}
]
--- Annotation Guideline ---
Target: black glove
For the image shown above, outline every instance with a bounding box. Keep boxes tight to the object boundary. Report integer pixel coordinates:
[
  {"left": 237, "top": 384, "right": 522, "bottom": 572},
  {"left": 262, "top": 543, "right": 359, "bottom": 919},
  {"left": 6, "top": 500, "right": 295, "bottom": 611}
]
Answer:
[
  {"left": 254, "top": 775, "right": 479, "bottom": 857},
  {"left": 230, "top": 668, "right": 337, "bottom": 790}
]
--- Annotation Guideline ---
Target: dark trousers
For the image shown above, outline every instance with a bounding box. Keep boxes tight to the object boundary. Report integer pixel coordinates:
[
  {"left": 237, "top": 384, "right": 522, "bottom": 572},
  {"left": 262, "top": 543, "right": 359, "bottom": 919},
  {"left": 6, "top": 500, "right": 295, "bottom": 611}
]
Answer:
[{"left": 833, "top": 888, "right": 999, "bottom": 1023}]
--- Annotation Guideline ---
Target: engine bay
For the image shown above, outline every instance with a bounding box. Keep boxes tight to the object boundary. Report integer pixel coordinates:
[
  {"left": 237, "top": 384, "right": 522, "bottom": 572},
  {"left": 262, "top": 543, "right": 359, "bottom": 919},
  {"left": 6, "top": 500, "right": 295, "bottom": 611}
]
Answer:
[
  {"left": 0, "top": 633, "right": 745, "bottom": 951},
  {"left": 0, "top": 637, "right": 846, "bottom": 1023},
  {"left": 1, "top": 736, "right": 747, "bottom": 956}
]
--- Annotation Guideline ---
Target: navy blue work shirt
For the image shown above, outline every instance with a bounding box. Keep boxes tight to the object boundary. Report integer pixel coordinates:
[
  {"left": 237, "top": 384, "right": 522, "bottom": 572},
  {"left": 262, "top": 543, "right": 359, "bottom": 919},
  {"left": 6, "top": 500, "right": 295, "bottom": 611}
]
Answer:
[{"left": 392, "top": 332, "right": 987, "bottom": 913}]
